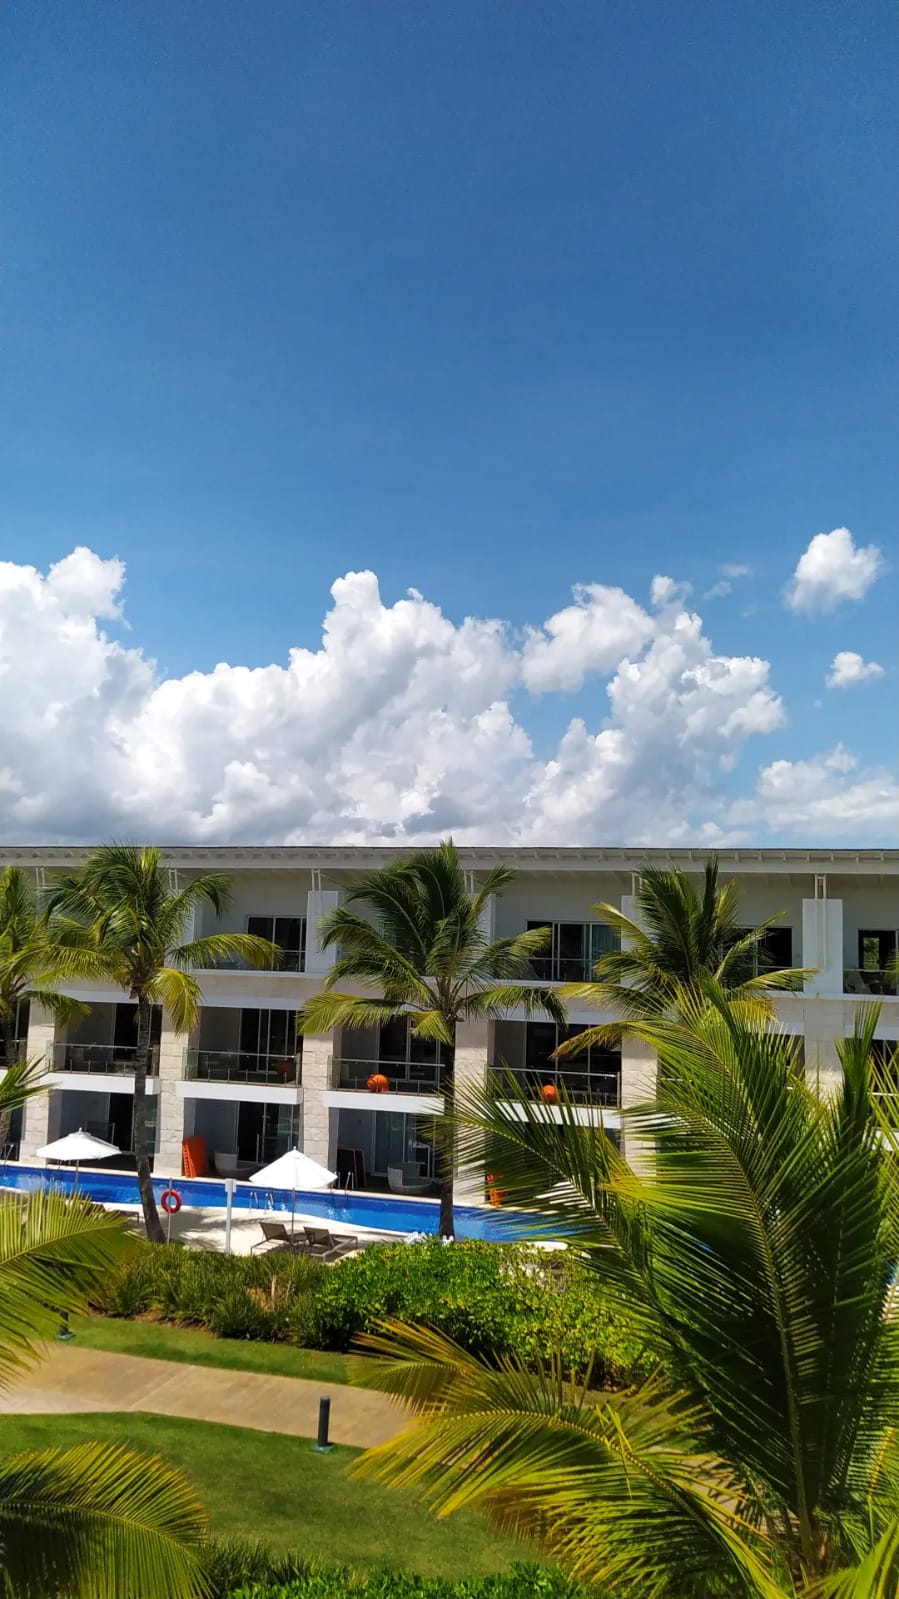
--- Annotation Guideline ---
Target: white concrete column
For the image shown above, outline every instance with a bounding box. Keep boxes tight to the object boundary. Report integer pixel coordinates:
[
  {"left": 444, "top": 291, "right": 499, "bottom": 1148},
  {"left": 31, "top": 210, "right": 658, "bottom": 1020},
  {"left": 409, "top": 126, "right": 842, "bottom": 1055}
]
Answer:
[
  {"left": 18, "top": 1003, "right": 57, "bottom": 1162},
  {"left": 452, "top": 1020, "right": 489, "bottom": 1204},
  {"left": 618, "top": 892, "right": 657, "bottom": 1178},
  {"left": 301, "top": 1031, "right": 336, "bottom": 1168},
  {"left": 305, "top": 890, "right": 340, "bottom": 976},
  {"left": 619, "top": 892, "right": 658, "bottom": 1105},
  {"left": 155, "top": 1013, "right": 191, "bottom": 1176},
  {"left": 801, "top": 997, "right": 847, "bottom": 1099},
  {"left": 802, "top": 897, "right": 844, "bottom": 997}
]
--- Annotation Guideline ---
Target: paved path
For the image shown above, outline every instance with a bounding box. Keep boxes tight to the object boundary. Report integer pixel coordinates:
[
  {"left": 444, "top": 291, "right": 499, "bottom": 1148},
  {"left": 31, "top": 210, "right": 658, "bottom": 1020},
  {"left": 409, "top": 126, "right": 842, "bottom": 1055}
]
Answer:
[{"left": 7, "top": 1345, "right": 408, "bottom": 1450}]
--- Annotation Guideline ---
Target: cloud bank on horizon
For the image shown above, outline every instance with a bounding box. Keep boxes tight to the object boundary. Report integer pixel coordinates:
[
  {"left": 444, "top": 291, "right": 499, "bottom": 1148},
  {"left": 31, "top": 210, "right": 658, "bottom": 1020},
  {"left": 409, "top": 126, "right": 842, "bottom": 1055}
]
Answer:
[{"left": 0, "top": 529, "right": 893, "bottom": 848}]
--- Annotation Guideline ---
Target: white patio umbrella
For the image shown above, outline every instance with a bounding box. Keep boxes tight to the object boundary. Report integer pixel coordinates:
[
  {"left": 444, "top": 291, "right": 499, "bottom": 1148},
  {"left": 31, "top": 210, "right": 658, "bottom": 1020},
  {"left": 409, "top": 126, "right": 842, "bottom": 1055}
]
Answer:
[
  {"left": 249, "top": 1147, "right": 337, "bottom": 1238},
  {"left": 37, "top": 1128, "right": 121, "bottom": 1184}
]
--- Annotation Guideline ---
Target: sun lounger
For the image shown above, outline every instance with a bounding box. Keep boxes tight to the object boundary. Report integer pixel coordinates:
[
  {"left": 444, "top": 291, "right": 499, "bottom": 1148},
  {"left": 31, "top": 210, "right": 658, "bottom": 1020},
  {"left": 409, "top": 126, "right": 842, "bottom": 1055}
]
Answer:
[
  {"left": 252, "top": 1219, "right": 295, "bottom": 1251},
  {"left": 302, "top": 1225, "right": 359, "bottom": 1261}
]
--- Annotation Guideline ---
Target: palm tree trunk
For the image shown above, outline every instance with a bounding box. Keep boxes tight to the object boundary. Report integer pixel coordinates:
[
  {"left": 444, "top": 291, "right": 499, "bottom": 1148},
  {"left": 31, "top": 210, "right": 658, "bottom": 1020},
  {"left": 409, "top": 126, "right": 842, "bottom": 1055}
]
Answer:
[
  {"left": 133, "top": 996, "right": 164, "bottom": 1244},
  {"left": 438, "top": 1045, "right": 455, "bottom": 1239}
]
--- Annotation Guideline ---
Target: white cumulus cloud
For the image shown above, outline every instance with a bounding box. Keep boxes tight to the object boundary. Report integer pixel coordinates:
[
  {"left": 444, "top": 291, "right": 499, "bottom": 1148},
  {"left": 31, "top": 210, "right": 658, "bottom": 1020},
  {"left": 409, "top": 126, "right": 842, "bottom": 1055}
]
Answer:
[
  {"left": 826, "top": 651, "right": 885, "bottom": 689},
  {"left": 520, "top": 583, "right": 653, "bottom": 693},
  {"left": 0, "top": 546, "right": 891, "bottom": 847},
  {"left": 728, "top": 745, "right": 899, "bottom": 838},
  {"left": 786, "top": 527, "right": 883, "bottom": 613}
]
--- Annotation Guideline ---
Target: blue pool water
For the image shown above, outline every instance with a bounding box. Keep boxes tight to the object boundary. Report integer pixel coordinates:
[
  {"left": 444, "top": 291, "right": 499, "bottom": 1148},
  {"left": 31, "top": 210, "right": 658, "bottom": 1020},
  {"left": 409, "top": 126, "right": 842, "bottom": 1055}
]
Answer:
[{"left": 0, "top": 1164, "right": 527, "bottom": 1240}]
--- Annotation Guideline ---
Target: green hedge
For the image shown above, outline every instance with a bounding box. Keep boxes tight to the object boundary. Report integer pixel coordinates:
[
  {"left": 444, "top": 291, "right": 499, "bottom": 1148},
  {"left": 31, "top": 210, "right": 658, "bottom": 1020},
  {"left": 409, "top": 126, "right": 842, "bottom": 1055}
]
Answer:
[
  {"left": 204, "top": 1540, "right": 589, "bottom": 1599},
  {"left": 227, "top": 1570, "right": 585, "bottom": 1598},
  {"left": 91, "top": 1238, "right": 647, "bottom": 1386}
]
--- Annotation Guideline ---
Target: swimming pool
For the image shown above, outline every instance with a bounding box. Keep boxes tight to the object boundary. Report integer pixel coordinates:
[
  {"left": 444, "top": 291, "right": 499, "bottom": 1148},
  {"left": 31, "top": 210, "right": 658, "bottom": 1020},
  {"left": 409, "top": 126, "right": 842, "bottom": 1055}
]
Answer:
[{"left": 0, "top": 1164, "right": 528, "bottom": 1240}]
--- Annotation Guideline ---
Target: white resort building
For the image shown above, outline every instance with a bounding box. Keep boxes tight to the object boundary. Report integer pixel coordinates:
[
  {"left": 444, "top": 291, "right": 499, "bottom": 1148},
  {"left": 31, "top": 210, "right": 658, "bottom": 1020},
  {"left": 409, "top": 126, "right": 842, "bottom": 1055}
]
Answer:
[{"left": 3, "top": 845, "right": 898, "bottom": 1197}]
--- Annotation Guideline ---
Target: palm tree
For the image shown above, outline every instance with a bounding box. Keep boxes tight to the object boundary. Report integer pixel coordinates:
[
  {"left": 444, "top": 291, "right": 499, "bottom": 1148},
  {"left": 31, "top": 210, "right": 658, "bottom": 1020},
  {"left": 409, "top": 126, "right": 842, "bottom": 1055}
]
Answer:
[
  {"left": 0, "top": 865, "right": 101, "bottom": 1155},
  {"left": 351, "top": 992, "right": 899, "bottom": 1597},
  {"left": 298, "top": 840, "right": 565, "bottom": 1237},
  {"left": 0, "top": 1063, "right": 207, "bottom": 1598},
  {"left": 556, "top": 856, "right": 805, "bottom": 1058},
  {"left": 50, "top": 846, "right": 278, "bottom": 1244}
]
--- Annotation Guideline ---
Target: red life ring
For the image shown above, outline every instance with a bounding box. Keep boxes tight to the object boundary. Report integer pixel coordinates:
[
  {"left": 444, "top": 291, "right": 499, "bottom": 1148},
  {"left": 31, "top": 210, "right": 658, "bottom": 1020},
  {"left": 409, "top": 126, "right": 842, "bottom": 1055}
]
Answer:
[{"left": 161, "top": 1187, "right": 182, "bottom": 1215}]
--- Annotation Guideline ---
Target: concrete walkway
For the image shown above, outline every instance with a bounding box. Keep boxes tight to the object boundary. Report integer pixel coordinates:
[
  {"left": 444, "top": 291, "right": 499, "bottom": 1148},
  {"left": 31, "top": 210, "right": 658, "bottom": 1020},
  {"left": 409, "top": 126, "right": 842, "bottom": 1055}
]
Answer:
[{"left": 7, "top": 1345, "right": 408, "bottom": 1450}]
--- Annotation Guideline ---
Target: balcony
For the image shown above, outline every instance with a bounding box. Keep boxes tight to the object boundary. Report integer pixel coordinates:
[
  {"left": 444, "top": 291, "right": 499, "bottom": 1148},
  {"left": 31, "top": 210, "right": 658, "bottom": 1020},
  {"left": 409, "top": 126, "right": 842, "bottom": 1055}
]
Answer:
[
  {"left": 489, "top": 1065, "right": 621, "bottom": 1108},
  {"left": 844, "top": 969, "right": 899, "bottom": 998},
  {"left": 184, "top": 1050, "right": 302, "bottom": 1086},
  {"left": 331, "top": 1058, "right": 444, "bottom": 1095},
  {"left": 51, "top": 1044, "right": 159, "bottom": 1076}
]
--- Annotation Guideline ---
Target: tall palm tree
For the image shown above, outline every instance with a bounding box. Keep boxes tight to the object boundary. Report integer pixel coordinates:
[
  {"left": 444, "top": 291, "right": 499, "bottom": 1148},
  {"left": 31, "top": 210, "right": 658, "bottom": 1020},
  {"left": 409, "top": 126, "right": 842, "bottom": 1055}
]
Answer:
[
  {"left": 556, "top": 856, "right": 805, "bottom": 1058},
  {"left": 351, "top": 992, "right": 899, "bottom": 1598},
  {"left": 298, "top": 840, "right": 565, "bottom": 1237},
  {"left": 50, "top": 846, "right": 278, "bottom": 1244},
  {"left": 0, "top": 865, "right": 96, "bottom": 1061},
  {"left": 0, "top": 1064, "right": 207, "bottom": 1599},
  {"left": 0, "top": 865, "right": 102, "bottom": 1155}
]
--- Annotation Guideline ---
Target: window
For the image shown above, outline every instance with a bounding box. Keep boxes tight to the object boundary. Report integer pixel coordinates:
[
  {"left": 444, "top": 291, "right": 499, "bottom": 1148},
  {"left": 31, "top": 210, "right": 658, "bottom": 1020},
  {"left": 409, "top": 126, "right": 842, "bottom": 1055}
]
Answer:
[
  {"left": 239, "top": 1008, "right": 297, "bottom": 1060},
  {"left": 378, "top": 1017, "right": 441, "bottom": 1072},
  {"left": 247, "top": 915, "right": 306, "bottom": 972},
  {"left": 520, "top": 1022, "right": 621, "bottom": 1105},
  {"left": 858, "top": 931, "right": 898, "bottom": 972},
  {"left": 526, "top": 921, "right": 619, "bottom": 983},
  {"left": 732, "top": 926, "right": 793, "bottom": 977}
]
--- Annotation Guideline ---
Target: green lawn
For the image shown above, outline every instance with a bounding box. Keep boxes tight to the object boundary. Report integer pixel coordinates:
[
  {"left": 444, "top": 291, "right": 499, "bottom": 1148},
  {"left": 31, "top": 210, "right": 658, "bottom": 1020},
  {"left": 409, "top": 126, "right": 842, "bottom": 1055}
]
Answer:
[
  {"left": 0, "top": 1412, "right": 520, "bottom": 1577},
  {"left": 70, "top": 1314, "right": 352, "bottom": 1385}
]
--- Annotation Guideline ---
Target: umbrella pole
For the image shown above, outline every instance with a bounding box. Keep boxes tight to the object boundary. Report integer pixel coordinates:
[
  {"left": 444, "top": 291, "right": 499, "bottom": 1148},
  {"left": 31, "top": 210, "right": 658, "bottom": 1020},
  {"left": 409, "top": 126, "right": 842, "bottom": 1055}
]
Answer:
[{"left": 291, "top": 1184, "right": 296, "bottom": 1240}]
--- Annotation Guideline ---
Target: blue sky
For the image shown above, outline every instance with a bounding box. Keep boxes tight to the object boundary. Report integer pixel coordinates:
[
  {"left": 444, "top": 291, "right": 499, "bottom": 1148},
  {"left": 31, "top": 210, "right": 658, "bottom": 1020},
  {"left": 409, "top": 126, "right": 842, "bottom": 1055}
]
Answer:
[{"left": 0, "top": 1, "right": 895, "bottom": 845}]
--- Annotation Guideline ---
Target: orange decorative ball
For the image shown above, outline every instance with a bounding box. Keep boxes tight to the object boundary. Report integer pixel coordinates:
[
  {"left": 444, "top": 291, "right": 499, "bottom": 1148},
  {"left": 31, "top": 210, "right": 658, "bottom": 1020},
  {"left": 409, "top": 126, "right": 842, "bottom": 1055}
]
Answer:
[
  {"left": 367, "top": 1072, "right": 390, "bottom": 1093},
  {"left": 540, "top": 1082, "right": 558, "bottom": 1103}
]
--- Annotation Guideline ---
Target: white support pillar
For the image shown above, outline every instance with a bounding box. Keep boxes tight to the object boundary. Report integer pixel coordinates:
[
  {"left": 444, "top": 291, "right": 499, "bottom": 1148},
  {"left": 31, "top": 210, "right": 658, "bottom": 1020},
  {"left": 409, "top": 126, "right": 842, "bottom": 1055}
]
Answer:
[
  {"left": 618, "top": 893, "right": 656, "bottom": 1176},
  {"left": 19, "top": 1003, "right": 57, "bottom": 1163},
  {"left": 155, "top": 1012, "right": 191, "bottom": 1177},
  {"left": 452, "top": 1020, "right": 489, "bottom": 1205},
  {"left": 301, "top": 1032, "right": 335, "bottom": 1169},
  {"left": 801, "top": 1000, "right": 846, "bottom": 1100},
  {"left": 802, "top": 895, "right": 844, "bottom": 997},
  {"left": 305, "top": 890, "right": 340, "bottom": 976}
]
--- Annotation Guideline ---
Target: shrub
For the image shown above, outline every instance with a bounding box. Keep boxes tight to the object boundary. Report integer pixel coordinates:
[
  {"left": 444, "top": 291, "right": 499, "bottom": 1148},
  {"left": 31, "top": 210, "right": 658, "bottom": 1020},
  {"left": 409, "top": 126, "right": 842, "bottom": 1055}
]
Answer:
[
  {"left": 224, "top": 1565, "right": 585, "bottom": 1599},
  {"left": 89, "top": 1237, "right": 647, "bottom": 1386},
  {"left": 310, "top": 1239, "right": 648, "bottom": 1385}
]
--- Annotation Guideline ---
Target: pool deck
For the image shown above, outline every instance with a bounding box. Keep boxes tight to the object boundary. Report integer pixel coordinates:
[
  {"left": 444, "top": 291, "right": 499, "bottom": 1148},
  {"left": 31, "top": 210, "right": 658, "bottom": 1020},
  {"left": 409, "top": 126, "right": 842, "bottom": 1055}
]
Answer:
[
  {"left": 105, "top": 1202, "right": 400, "bottom": 1254},
  {"left": 8, "top": 1344, "right": 408, "bottom": 1448}
]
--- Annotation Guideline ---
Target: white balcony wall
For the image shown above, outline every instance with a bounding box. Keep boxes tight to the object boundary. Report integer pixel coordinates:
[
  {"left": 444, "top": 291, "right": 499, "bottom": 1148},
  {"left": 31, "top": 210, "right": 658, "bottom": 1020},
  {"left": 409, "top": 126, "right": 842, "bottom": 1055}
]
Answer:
[
  {"left": 802, "top": 900, "right": 844, "bottom": 996},
  {"left": 194, "top": 870, "right": 311, "bottom": 938},
  {"left": 493, "top": 874, "right": 631, "bottom": 938},
  {"left": 305, "top": 889, "right": 340, "bottom": 975}
]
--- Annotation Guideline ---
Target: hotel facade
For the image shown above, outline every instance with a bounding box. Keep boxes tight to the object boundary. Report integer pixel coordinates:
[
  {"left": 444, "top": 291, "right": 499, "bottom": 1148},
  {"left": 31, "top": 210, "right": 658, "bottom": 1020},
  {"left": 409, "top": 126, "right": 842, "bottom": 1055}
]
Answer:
[{"left": 3, "top": 845, "right": 898, "bottom": 1195}]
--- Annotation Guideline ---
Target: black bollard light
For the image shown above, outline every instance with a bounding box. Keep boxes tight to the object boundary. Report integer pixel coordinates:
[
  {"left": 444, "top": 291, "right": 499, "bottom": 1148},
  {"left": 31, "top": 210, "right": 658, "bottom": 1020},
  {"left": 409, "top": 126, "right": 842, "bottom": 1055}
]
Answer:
[{"left": 312, "top": 1395, "right": 333, "bottom": 1454}]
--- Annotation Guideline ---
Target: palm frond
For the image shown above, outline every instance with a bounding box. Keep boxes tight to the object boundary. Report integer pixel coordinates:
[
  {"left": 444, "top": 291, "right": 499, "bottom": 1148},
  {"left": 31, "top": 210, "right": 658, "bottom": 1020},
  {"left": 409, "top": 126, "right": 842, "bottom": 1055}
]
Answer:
[
  {"left": 0, "top": 1189, "right": 135, "bottom": 1388},
  {"left": 350, "top": 1322, "right": 786, "bottom": 1599},
  {"left": 299, "top": 991, "right": 416, "bottom": 1036},
  {"left": 174, "top": 933, "right": 279, "bottom": 972},
  {"left": 145, "top": 969, "right": 203, "bottom": 1035},
  {"left": 0, "top": 1440, "right": 207, "bottom": 1599}
]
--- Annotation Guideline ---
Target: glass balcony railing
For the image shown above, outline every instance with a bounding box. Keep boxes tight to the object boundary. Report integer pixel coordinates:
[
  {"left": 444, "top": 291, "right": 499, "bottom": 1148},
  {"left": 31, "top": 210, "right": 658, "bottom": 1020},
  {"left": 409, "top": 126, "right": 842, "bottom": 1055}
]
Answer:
[
  {"left": 488, "top": 1065, "right": 621, "bottom": 1108},
  {"left": 844, "top": 968, "right": 899, "bottom": 997},
  {"left": 331, "top": 1058, "right": 444, "bottom": 1095},
  {"left": 52, "top": 1044, "right": 160, "bottom": 1076},
  {"left": 185, "top": 1050, "right": 302, "bottom": 1086}
]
